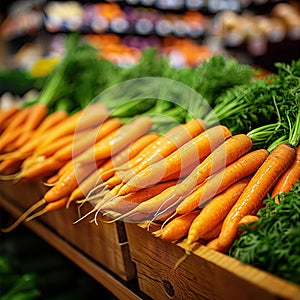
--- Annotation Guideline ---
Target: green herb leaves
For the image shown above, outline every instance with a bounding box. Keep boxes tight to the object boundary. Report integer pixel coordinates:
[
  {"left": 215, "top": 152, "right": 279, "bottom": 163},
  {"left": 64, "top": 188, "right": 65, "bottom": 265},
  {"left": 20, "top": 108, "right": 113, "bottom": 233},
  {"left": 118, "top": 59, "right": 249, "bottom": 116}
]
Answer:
[{"left": 229, "top": 180, "right": 300, "bottom": 285}]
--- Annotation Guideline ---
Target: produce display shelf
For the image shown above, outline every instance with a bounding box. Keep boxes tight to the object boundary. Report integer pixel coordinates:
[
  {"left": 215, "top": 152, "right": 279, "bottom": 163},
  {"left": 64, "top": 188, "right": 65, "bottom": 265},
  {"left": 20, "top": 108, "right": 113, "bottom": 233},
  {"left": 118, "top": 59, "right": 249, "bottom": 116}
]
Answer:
[
  {"left": 0, "top": 181, "right": 149, "bottom": 300},
  {"left": 125, "top": 223, "right": 300, "bottom": 300},
  {"left": 1, "top": 179, "right": 300, "bottom": 300}
]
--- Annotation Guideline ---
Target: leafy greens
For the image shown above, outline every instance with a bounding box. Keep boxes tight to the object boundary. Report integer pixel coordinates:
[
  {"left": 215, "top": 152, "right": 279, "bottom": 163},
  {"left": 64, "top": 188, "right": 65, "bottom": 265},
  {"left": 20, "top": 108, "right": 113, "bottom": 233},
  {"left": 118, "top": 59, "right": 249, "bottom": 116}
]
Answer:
[{"left": 229, "top": 180, "right": 300, "bottom": 285}]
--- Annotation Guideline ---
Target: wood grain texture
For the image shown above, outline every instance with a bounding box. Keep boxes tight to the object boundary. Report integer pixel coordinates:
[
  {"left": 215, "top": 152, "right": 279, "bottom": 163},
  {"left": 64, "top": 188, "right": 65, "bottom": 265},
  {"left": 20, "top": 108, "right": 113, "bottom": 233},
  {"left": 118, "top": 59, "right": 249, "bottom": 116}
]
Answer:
[
  {"left": 125, "top": 223, "right": 300, "bottom": 300},
  {"left": 0, "top": 180, "right": 136, "bottom": 281}
]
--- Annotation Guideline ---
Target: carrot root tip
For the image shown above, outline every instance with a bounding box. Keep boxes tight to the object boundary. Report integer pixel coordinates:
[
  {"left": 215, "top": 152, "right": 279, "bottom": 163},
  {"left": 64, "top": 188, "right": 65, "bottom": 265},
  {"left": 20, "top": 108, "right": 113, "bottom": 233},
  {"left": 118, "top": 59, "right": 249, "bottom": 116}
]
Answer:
[{"left": 0, "top": 199, "right": 45, "bottom": 233}]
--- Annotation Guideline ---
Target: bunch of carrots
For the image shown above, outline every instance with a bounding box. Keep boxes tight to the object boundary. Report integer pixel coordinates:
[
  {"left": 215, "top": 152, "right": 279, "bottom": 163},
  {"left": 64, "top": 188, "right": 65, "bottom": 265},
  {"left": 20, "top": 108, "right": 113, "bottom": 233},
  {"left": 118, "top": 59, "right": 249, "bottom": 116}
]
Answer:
[{"left": 0, "top": 96, "right": 299, "bottom": 255}]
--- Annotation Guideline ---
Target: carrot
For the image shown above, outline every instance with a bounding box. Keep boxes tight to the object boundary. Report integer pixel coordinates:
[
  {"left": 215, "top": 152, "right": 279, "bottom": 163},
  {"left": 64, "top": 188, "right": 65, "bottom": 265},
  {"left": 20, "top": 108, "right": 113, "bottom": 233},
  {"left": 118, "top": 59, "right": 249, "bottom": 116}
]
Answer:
[
  {"left": 187, "top": 176, "right": 251, "bottom": 245},
  {"left": 201, "top": 220, "right": 223, "bottom": 241},
  {"left": 158, "top": 210, "right": 201, "bottom": 243},
  {"left": 107, "top": 132, "right": 159, "bottom": 171},
  {"left": 2, "top": 103, "right": 48, "bottom": 153},
  {"left": 33, "top": 110, "right": 68, "bottom": 136},
  {"left": 101, "top": 174, "right": 122, "bottom": 190},
  {"left": 46, "top": 174, "right": 59, "bottom": 185},
  {"left": 176, "top": 149, "right": 269, "bottom": 216},
  {"left": 116, "top": 119, "right": 206, "bottom": 176},
  {"left": 0, "top": 110, "right": 68, "bottom": 161},
  {"left": 105, "top": 160, "right": 198, "bottom": 194},
  {"left": 271, "top": 145, "right": 300, "bottom": 201},
  {"left": 52, "top": 118, "right": 122, "bottom": 161},
  {"left": 44, "top": 160, "right": 104, "bottom": 204},
  {"left": 94, "top": 133, "right": 159, "bottom": 183},
  {"left": 0, "top": 158, "right": 23, "bottom": 175},
  {"left": 218, "top": 143, "right": 296, "bottom": 250},
  {"left": 1, "top": 106, "right": 30, "bottom": 133},
  {"left": 0, "top": 106, "right": 37, "bottom": 153},
  {"left": 0, "top": 128, "right": 25, "bottom": 153},
  {"left": 68, "top": 167, "right": 105, "bottom": 202},
  {"left": 237, "top": 215, "right": 259, "bottom": 228},
  {"left": 74, "top": 116, "right": 153, "bottom": 164},
  {"left": 56, "top": 159, "right": 74, "bottom": 178},
  {"left": 5, "top": 130, "right": 35, "bottom": 153},
  {"left": 105, "top": 120, "right": 204, "bottom": 188},
  {"left": 0, "top": 105, "right": 18, "bottom": 122},
  {"left": 0, "top": 105, "right": 19, "bottom": 132},
  {"left": 205, "top": 238, "right": 228, "bottom": 252},
  {"left": 151, "top": 133, "right": 253, "bottom": 206},
  {"left": 74, "top": 102, "right": 110, "bottom": 131},
  {"left": 118, "top": 125, "right": 232, "bottom": 196},
  {"left": 1, "top": 197, "right": 69, "bottom": 233},
  {"left": 36, "top": 133, "right": 75, "bottom": 158},
  {"left": 25, "top": 197, "right": 69, "bottom": 223},
  {"left": 105, "top": 182, "right": 184, "bottom": 224},
  {"left": 68, "top": 133, "right": 159, "bottom": 202},
  {"left": 36, "top": 102, "right": 109, "bottom": 151},
  {"left": 161, "top": 161, "right": 199, "bottom": 182},
  {"left": 100, "top": 180, "right": 179, "bottom": 215},
  {"left": 16, "top": 158, "right": 67, "bottom": 181},
  {"left": 21, "top": 103, "right": 48, "bottom": 132}
]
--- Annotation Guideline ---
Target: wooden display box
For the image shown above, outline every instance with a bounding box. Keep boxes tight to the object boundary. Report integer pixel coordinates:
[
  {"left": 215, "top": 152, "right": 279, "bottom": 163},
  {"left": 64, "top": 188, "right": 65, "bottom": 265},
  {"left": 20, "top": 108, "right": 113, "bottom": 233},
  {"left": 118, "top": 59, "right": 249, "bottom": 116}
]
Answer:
[
  {"left": 0, "top": 180, "right": 136, "bottom": 282},
  {"left": 125, "top": 223, "right": 300, "bottom": 300}
]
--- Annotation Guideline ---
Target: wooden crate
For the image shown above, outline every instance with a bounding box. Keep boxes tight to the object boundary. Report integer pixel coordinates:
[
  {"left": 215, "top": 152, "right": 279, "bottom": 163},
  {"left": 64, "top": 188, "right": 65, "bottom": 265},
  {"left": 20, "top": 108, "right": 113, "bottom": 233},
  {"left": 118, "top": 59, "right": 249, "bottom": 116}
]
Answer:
[
  {"left": 125, "top": 222, "right": 300, "bottom": 300},
  {"left": 0, "top": 180, "right": 136, "bottom": 281}
]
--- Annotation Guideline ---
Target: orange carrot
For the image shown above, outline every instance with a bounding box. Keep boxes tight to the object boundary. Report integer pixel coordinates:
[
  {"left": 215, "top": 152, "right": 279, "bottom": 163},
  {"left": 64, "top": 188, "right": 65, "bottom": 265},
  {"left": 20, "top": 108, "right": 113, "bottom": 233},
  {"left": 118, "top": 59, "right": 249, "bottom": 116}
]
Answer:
[
  {"left": 52, "top": 118, "right": 122, "bottom": 161},
  {"left": 68, "top": 166, "right": 105, "bottom": 202},
  {"left": 161, "top": 161, "right": 199, "bottom": 181},
  {"left": 0, "top": 105, "right": 19, "bottom": 132},
  {"left": 33, "top": 110, "right": 68, "bottom": 136},
  {"left": 17, "top": 158, "right": 67, "bottom": 181},
  {"left": 237, "top": 215, "right": 259, "bottom": 228},
  {"left": 205, "top": 238, "right": 228, "bottom": 253},
  {"left": 176, "top": 149, "right": 269, "bottom": 216},
  {"left": 74, "top": 116, "right": 153, "bottom": 164},
  {"left": 100, "top": 180, "right": 179, "bottom": 215},
  {"left": 0, "top": 110, "right": 68, "bottom": 161},
  {"left": 135, "top": 133, "right": 252, "bottom": 205},
  {"left": 271, "top": 145, "right": 300, "bottom": 201},
  {"left": 74, "top": 102, "right": 110, "bottom": 131},
  {"left": 159, "top": 210, "right": 201, "bottom": 242},
  {"left": 201, "top": 220, "right": 223, "bottom": 241},
  {"left": 104, "top": 181, "right": 184, "bottom": 224},
  {"left": 22, "top": 103, "right": 48, "bottom": 132},
  {"left": 218, "top": 143, "right": 296, "bottom": 250},
  {"left": 37, "top": 133, "right": 75, "bottom": 158},
  {"left": 76, "top": 180, "right": 180, "bottom": 225},
  {"left": 0, "top": 128, "right": 25, "bottom": 153},
  {"left": 0, "top": 158, "right": 23, "bottom": 175},
  {"left": 56, "top": 159, "right": 74, "bottom": 177},
  {"left": 187, "top": 176, "right": 251, "bottom": 245},
  {"left": 108, "top": 132, "right": 159, "bottom": 171},
  {"left": 118, "top": 125, "right": 232, "bottom": 195},
  {"left": 24, "top": 197, "right": 69, "bottom": 223},
  {"left": 44, "top": 160, "right": 104, "bottom": 204},
  {"left": 1, "top": 103, "right": 47, "bottom": 153},
  {"left": 5, "top": 130, "right": 35, "bottom": 153},
  {"left": 116, "top": 119, "right": 206, "bottom": 175},
  {"left": 0, "top": 105, "right": 36, "bottom": 153},
  {"left": 174, "top": 134, "right": 252, "bottom": 193},
  {"left": 1, "top": 106, "right": 30, "bottom": 133},
  {"left": 92, "top": 133, "right": 159, "bottom": 186},
  {"left": 36, "top": 102, "right": 109, "bottom": 151},
  {"left": 1, "top": 197, "right": 69, "bottom": 233},
  {"left": 68, "top": 133, "right": 159, "bottom": 202}
]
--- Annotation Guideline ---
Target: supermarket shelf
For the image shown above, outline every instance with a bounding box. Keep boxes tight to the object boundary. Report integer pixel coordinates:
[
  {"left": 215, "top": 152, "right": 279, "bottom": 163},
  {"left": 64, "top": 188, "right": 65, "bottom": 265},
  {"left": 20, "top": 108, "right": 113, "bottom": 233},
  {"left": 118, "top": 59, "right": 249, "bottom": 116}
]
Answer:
[{"left": 0, "top": 197, "right": 147, "bottom": 300}]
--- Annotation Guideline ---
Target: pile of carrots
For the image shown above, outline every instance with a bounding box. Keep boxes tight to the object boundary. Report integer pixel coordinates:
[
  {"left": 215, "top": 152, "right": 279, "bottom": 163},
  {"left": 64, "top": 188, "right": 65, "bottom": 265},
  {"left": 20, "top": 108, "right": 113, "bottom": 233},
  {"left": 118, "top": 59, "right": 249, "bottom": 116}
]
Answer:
[{"left": 0, "top": 100, "right": 299, "bottom": 253}]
